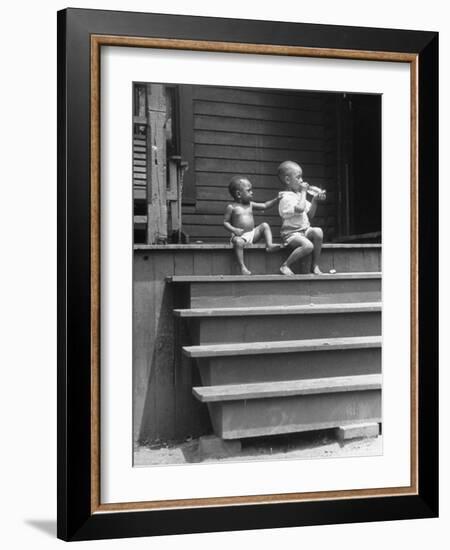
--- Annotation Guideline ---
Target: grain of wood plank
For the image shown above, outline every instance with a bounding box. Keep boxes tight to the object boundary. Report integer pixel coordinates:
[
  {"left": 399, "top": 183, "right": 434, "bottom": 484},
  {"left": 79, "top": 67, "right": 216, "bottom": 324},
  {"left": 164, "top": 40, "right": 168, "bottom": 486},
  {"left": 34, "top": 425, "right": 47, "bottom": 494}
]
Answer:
[
  {"left": 194, "top": 100, "right": 325, "bottom": 125},
  {"left": 169, "top": 272, "right": 381, "bottom": 282},
  {"left": 193, "top": 250, "right": 213, "bottom": 276},
  {"left": 193, "top": 86, "right": 325, "bottom": 111},
  {"left": 152, "top": 252, "right": 176, "bottom": 438},
  {"left": 193, "top": 374, "right": 382, "bottom": 402},
  {"left": 183, "top": 225, "right": 229, "bottom": 239},
  {"left": 182, "top": 213, "right": 281, "bottom": 227},
  {"left": 195, "top": 158, "right": 326, "bottom": 177},
  {"left": 183, "top": 335, "right": 382, "bottom": 358},
  {"left": 194, "top": 130, "right": 325, "bottom": 151},
  {"left": 195, "top": 144, "right": 325, "bottom": 164},
  {"left": 173, "top": 251, "right": 195, "bottom": 276},
  {"left": 133, "top": 254, "right": 158, "bottom": 442},
  {"left": 211, "top": 249, "right": 233, "bottom": 275},
  {"left": 196, "top": 187, "right": 282, "bottom": 202},
  {"left": 194, "top": 115, "right": 324, "bottom": 139},
  {"left": 201, "top": 348, "right": 381, "bottom": 386},
  {"left": 173, "top": 302, "right": 382, "bottom": 317},
  {"left": 147, "top": 84, "right": 168, "bottom": 243},
  {"left": 196, "top": 312, "right": 381, "bottom": 344},
  {"left": 195, "top": 174, "right": 327, "bottom": 191},
  {"left": 218, "top": 392, "right": 381, "bottom": 439}
]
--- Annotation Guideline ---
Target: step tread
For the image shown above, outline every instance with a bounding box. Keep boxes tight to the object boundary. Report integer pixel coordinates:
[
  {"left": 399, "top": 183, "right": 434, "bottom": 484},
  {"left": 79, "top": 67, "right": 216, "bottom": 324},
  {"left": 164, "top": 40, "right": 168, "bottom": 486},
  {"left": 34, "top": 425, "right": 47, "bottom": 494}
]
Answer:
[
  {"left": 169, "top": 272, "right": 381, "bottom": 283},
  {"left": 136, "top": 243, "right": 381, "bottom": 250},
  {"left": 193, "top": 374, "right": 382, "bottom": 402},
  {"left": 174, "top": 302, "right": 381, "bottom": 317},
  {"left": 183, "top": 335, "right": 381, "bottom": 358}
]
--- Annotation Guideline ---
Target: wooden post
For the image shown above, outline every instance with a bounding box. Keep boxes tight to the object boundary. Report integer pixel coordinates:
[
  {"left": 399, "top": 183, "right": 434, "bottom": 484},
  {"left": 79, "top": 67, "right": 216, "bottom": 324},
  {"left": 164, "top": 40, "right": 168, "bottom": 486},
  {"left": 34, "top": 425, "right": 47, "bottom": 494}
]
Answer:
[{"left": 146, "top": 84, "right": 168, "bottom": 244}]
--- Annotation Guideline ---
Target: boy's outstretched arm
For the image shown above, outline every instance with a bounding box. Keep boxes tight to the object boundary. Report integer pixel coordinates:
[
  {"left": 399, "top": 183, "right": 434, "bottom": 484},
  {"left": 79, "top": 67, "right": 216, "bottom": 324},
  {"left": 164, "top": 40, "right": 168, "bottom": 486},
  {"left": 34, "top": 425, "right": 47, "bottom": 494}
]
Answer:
[
  {"left": 251, "top": 196, "right": 280, "bottom": 211},
  {"left": 224, "top": 204, "right": 244, "bottom": 236}
]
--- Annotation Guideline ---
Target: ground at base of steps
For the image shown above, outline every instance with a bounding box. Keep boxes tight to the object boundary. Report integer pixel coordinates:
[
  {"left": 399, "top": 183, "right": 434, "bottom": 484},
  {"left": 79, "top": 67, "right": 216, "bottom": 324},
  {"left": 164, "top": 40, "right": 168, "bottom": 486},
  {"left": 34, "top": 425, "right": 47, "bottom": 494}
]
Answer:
[{"left": 134, "top": 430, "right": 382, "bottom": 466}]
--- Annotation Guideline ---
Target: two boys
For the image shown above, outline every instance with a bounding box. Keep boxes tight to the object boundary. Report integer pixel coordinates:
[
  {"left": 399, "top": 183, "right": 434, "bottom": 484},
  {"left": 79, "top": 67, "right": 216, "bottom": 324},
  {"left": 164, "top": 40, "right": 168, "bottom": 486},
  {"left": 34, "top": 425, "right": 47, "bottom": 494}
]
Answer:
[{"left": 223, "top": 162, "right": 325, "bottom": 275}]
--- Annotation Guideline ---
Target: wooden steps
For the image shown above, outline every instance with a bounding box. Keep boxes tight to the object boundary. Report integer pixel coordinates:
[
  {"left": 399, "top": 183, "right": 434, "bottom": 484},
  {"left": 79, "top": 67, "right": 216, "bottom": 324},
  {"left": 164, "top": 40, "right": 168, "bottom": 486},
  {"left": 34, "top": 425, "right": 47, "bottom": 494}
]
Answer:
[{"left": 171, "top": 269, "right": 382, "bottom": 442}]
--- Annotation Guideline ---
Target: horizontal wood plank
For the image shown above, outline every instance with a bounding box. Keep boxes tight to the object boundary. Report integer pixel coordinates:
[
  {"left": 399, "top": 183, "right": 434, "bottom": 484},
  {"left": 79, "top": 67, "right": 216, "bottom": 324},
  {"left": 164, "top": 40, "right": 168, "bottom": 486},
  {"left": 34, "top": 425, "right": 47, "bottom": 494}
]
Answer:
[
  {"left": 182, "top": 213, "right": 281, "bottom": 226},
  {"left": 174, "top": 302, "right": 381, "bottom": 317},
  {"left": 195, "top": 185, "right": 324, "bottom": 202},
  {"left": 193, "top": 374, "right": 382, "bottom": 402},
  {"left": 193, "top": 86, "right": 327, "bottom": 111},
  {"left": 189, "top": 199, "right": 329, "bottom": 215},
  {"left": 194, "top": 131, "right": 325, "bottom": 151},
  {"left": 194, "top": 100, "right": 325, "bottom": 125},
  {"left": 183, "top": 335, "right": 382, "bottom": 358},
  {"left": 194, "top": 116, "right": 324, "bottom": 139},
  {"left": 195, "top": 144, "right": 325, "bottom": 164},
  {"left": 135, "top": 243, "right": 381, "bottom": 250},
  {"left": 170, "top": 273, "right": 381, "bottom": 282},
  {"left": 195, "top": 158, "right": 325, "bottom": 177}
]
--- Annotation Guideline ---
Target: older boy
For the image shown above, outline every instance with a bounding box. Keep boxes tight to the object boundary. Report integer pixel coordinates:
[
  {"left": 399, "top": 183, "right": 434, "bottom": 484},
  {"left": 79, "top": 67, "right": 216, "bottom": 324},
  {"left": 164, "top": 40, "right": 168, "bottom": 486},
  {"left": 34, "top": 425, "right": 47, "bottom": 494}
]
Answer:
[
  {"left": 224, "top": 176, "right": 280, "bottom": 275},
  {"left": 277, "top": 161, "right": 326, "bottom": 276}
]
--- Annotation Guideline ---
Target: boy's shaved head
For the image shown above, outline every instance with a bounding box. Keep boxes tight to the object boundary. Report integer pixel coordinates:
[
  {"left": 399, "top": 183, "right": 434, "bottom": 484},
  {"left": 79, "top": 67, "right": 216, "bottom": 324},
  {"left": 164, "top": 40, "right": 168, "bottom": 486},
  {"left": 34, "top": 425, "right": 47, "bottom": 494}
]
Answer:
[
  {"left": 228, "top": 176, "right": 249, "bottom": 198},
  {"left": 277, "top": 161, "right": 302, "bottom": 180}
]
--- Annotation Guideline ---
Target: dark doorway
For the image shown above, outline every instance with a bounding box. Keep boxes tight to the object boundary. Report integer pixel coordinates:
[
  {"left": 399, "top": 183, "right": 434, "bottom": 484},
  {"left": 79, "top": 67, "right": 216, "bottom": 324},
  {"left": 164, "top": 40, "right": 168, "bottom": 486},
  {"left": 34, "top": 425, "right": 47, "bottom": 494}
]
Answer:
[
  {"left": 338, "top": 93, "right": 382, "bottom": 241},
  {"left": 350, "top": 94, "right": 382, "bottom": 236}
]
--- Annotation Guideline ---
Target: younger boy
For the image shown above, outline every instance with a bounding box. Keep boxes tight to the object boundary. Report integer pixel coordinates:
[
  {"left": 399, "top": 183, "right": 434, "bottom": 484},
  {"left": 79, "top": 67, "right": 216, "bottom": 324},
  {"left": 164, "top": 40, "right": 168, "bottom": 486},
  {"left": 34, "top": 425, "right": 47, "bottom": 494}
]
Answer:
[
  {"left": 224, "top": 176, "right": 280, "bottom": 275},
  {"left": 277, "top": 161, "right": 326, "bottom": 276}
]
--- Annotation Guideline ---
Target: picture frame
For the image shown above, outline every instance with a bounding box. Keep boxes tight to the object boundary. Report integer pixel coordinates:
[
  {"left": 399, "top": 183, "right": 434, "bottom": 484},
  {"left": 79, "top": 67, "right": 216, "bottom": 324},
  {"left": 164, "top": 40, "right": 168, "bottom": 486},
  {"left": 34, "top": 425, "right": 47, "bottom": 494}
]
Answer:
[{"left": 57, "top": 8, "right": 438, "bottom": 541}]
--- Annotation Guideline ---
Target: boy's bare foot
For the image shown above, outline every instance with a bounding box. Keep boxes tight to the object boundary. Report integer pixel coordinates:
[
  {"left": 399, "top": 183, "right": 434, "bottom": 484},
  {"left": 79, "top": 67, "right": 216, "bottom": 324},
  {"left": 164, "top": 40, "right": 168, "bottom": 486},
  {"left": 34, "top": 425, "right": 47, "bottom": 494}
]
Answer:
[
  {"left": 280, "top": 265, "right": 295, "bottom": 276},
  {"left": 311, "top": 265, "right": 323, "bottom": 275},
  {"left": 266, "top": 244, "right": 282, "bottom": 252},
  {"left": 240, "top": 266, "right": 252, "bottom": 275}
]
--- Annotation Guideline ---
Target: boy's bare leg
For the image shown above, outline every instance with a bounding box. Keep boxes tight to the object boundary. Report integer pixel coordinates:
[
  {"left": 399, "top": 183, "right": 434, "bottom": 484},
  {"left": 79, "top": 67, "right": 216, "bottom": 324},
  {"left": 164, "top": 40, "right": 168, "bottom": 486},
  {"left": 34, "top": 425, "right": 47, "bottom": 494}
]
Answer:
[
  {"left": 305, "top": 227, "right": 323, "bottom": 274},
  {"left": 232, "top": 237, "right": 251, "bottom": 275},
  {"left": 253, "top": 222, "right": 281, "bottom": 252},
  {"left": 280, "top": 235, "right": 313, "bottom": 275}
]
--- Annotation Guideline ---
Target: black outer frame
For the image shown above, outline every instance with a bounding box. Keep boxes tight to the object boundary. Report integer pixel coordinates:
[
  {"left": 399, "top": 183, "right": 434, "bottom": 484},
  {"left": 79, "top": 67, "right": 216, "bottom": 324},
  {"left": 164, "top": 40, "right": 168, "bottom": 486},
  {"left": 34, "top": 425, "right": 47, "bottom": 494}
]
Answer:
[{"left": 57, "top": 8, "right": 438, "bottom": 541}]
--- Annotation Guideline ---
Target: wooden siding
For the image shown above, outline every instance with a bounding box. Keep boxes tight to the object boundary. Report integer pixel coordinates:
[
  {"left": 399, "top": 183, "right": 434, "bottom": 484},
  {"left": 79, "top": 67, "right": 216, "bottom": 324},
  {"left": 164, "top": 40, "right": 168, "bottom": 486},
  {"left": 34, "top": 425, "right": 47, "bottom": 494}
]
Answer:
[{"left": 182, "top": 86, "right": 339, "bottom": 243}]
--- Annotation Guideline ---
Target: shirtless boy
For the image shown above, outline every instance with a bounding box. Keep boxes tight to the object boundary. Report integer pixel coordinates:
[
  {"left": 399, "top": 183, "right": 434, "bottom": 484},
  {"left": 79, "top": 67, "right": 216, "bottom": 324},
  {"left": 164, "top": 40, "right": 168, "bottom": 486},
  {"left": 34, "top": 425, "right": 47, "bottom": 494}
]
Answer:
[
  {"left": 224, "top": 176, "right": 280, "bottom": 275},
  {"left": 277, "top": 161, "right": 326, "bottom": 276}
]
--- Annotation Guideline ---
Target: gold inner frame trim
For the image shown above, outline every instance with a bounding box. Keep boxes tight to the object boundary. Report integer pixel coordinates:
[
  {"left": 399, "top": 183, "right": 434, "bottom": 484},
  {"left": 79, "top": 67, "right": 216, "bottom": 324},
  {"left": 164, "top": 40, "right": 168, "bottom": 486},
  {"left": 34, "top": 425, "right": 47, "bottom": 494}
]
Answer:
[{"left": 90, "top": 34, "right": 419, "bottom": 514}]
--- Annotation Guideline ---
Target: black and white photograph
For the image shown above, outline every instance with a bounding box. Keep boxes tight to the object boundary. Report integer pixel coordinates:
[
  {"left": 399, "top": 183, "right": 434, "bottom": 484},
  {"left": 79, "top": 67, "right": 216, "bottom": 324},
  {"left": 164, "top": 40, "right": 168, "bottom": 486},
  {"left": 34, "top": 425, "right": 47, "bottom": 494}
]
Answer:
[
  {"left": 132, "top": 82, "right": 383, "bottom": 467},
  {"left": 1, "top": 0, "right": 443, "bottom": 547}
]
